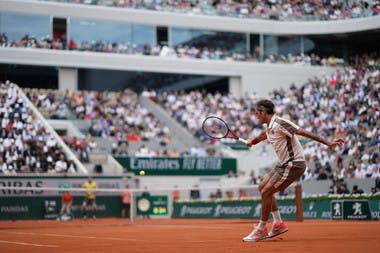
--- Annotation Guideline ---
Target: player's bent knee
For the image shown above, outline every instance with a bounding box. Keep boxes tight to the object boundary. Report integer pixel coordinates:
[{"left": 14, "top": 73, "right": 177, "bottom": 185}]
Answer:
[
  {"left": 261, "top": 187, "right": 275, "bottom": 199},
  {"left": 261, "top": 191, "right": 271, "bottom": 200}
]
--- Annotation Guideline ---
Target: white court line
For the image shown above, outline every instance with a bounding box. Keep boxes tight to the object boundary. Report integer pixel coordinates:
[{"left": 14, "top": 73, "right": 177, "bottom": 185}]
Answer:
[
  {"left": 8, "top": 232, "right": 146, "bottom": 242},
  {"left": 7, "top": 231, "right": 225, "bottom": 243},
  {"left": 133, "top": 225, "right": 230, "bottom": 229},
  {"left": 8, "top": 232, "right": 150, "bottom": 242},
  {"left": 0, "top": 240, "right": 59, "bottom": 248}
]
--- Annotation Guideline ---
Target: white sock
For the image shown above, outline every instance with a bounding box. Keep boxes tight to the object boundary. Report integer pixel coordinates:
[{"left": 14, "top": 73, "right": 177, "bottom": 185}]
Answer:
[
  {"left": 257, "top": 220, "right": 267, "bottom": 229},
  {"left": 271, "top": 210, "right": 282, "bottom": 224}
]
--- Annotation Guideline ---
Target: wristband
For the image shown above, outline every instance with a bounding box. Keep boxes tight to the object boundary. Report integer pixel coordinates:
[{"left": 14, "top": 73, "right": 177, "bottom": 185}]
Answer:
[{"left": 250, "top": 138, "right": 259, "bottom": 145}]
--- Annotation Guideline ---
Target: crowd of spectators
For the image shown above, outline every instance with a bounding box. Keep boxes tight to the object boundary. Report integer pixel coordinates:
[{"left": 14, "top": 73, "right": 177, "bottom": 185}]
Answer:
[
  {"left": 2, "top": 61, "right": 379, "bottom": 185},
  {"left": 157, "top": 89, "right": 261, "bottom": 143},
  {"left": 26, "top": 87, "right": 217, "bottom": 157},
  {"left": 63, "top": 89, "right": 179, "bottom": 156},
  {"left": 272, "top": 56, "right": 379, "bottom": 182},
  {"left": 0, "top": 81, "right": 75, "bottom": 175},
  {"left": 26, "top": 88, "right": 95, "bottom": 163},
  {"left": 67, "top": 135, "right": 97, "bottom": 163},
  {"left": 26, "top": 88, "right": 71, "bottom": 120},
  {"left": 0, "top": 33, "right": 341, "bottom": 66},
  {"left": 157, "top": 51, "right": 380, "bottom": 183},
  {"left": 42, "top": 0, "right": 380, "bottom": 21}
]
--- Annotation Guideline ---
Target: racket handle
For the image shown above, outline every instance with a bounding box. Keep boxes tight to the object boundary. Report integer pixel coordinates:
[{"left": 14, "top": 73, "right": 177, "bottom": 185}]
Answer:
[{"left": 238, "top": 138, "right": 248, "bottom": 145}]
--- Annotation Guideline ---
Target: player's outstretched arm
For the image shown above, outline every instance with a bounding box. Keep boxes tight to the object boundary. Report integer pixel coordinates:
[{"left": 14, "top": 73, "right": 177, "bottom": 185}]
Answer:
[
  {"left": 296, "top": 128, "right": 345, "bottom": 148},
  {"left": 247, "top": 130, "right": 267, "bottom": 147}
]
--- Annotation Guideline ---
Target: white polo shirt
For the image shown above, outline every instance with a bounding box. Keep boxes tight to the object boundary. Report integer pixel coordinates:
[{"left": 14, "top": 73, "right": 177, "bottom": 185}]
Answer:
[{"left": 266, "top": 115, "right": 305, "bottom": 166}]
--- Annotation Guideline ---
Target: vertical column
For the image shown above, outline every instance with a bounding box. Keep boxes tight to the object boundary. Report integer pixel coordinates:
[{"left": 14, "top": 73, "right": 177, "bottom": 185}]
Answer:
[
  {"left": 59, "top": 67, "right": 78, "bottom": 91},
  {"left": 52, "top": 17, "right": 67, "bottom": 49},
  {"left": 156, "top": 26, "right": 168, "bottom": 47},
  {"left": 295, "top": 184, "right": 304, "bottom": 222},
  {"left": 246, "top": 33, "right": 250, "bottom": 54},
  {"left": 229, "top": 76, "right": 242, "bottom": 98},
  {"left": 259, "top": 33, "right": 264, "bottom": 62}
]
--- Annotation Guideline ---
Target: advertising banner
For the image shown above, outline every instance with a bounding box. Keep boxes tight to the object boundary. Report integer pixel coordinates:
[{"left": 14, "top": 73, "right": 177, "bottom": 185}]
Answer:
[
  {"left": 331, "top": 199, "right": 372, "bottom": 220},
  {"left": 172, "top": 200, "right": 285, "bottom": 219},
  {"left": 114, "top": 157, "right": 237, "bottom": 176},
  {"left": 0, "top": 196, "right": 122, "bottom": 220},
  {"left": 0, "top": 176, "right": 124, "bottom": 197},
  {"left": 0, "top": 176, "right": 124, "bottom": 220},
  {"left": 173, "top": 198, "right": 379, "bottom": 220}
]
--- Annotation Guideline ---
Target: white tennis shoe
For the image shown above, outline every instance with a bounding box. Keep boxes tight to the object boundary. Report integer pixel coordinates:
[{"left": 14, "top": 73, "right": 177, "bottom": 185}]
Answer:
[
  {"left": 242, "top": 225, "right": 269, "bottom": 242},
  {"left": 268, "top": 222, "right": 288, "bottom": 238}
]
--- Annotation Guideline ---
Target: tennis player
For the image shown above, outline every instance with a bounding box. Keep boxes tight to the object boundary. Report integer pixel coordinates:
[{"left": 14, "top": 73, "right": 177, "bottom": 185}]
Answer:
[
  {"left": 243, "top": 99, "right": 345, "bottom": 242},
  {"left": 81, "top": 176, "right": 98, "bottom": 219}
]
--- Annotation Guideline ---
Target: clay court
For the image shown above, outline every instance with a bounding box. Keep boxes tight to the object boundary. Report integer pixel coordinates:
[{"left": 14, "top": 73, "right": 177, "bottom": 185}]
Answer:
[{"left": 0, "top": 218, "right": 378, "bottom": 253}]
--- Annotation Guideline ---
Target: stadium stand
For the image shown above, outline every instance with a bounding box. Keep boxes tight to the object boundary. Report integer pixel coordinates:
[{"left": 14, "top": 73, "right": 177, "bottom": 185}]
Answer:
[
  {"left": 40, "top": 0, "right": 380, "bottom": 21},
  {"left": 26, "top": 88, "right": 210, "bottom": 157},
  {"left": 0, "top": 0, "right": 378, "bottom": 197},
  {"left": 0, "top": 4, "right": 380, "bottom": 240},
  {"left": 0, "top": 81, "right": 85, "bottom": 174},
  {"left": 155, "top": 52, "right": 379, "bottom": 181},
  {"left": 9, "top": 49, "right": 379, "bottom": 183}
]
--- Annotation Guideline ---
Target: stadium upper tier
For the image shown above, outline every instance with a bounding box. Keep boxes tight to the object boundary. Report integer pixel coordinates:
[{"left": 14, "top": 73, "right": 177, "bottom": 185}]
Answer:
[
  {"left": 1, "top": 0, "right": 379, "bottom": 35},
  {"left": 0, "top": 47, "right": 337, "bottom": 96},
  {"left": 37, "top": 0, "right": 380, "bottom": 22},
  {"left": 0, "top": 33, "right": 343, "bottom": 66},
  {"left": 1, "top": 0, "right": 379, "bottom": 97}
]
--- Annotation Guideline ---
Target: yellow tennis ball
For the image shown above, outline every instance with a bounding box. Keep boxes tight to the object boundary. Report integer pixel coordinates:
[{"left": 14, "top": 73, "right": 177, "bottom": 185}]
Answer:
[{"left": 139, "top": 170, "right": 145, "bottom": 176}]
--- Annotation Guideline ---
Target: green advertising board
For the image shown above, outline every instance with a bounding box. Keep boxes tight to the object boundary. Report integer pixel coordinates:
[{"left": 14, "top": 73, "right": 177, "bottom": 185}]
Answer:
[
  {"left": 331, "top": 200, "right": 372, "bottom": 220},
  {"left": 303, "top": 199, "right": 332, "bottom": 219},
  {"left": 1, "top": 195, "right": 379, "bottom": 220},
  {"left": 172, "top": 198, "right": 380, "bottom": 219},
  {"left": 114, "top": 157, "right": 237, "bottom": 176},
  {"left": 0, "top": 196, "right": 122, "bottom": 220},
  {"left": 0, "top": 176, "right": 126, "bottom": 220},
  {"left": 172, "top": 200, "right": 296, "bottom": 219},
  {"left": 136, "top": 196, "right": 168, "bottom": 215}
]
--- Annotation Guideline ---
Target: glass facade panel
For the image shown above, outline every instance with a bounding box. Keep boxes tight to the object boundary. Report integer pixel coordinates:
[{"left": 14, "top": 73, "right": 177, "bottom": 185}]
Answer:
[
  {"left": 249, "top": 34, "right": 260, "bottom": 61},
  {"left": 69, "top": 19, "right": 154, "bottom": 52},
  {"left": 303, "top": 35, "right": 345, "bottom": 59},
  {"left": 170, "top": 28, "right": 194, "bottom": 46},
  {"left": 170, "top": 28, "right": 247, "bottom": 55},
  {"left": 131, "top": 24, "right": 154, "bottom": 46},
  {"left": 264, "top": 35, "right": 301, "bottom": 57},
  {"left": 0, "top": 12, "right": 51, "bottom": 41},
  {"left": 69, "top": 18, "right": 132, "bottom": 44}
]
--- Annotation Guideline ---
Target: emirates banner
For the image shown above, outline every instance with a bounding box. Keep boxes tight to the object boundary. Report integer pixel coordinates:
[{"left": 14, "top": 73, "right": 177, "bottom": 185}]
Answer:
[{"left": 114, "top": 157, "right": 237, "bottom": 176}]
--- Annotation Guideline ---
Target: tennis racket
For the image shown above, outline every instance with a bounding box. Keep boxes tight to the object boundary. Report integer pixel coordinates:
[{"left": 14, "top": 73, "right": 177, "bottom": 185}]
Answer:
[{"left": 202, "top": 116, "right": 248, "bottom": 145}]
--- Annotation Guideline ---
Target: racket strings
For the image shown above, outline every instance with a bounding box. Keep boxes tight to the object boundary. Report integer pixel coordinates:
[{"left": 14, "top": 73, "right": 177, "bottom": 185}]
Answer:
[{"left": 203, "top": 118, "right": 229, "bottom": 139}]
